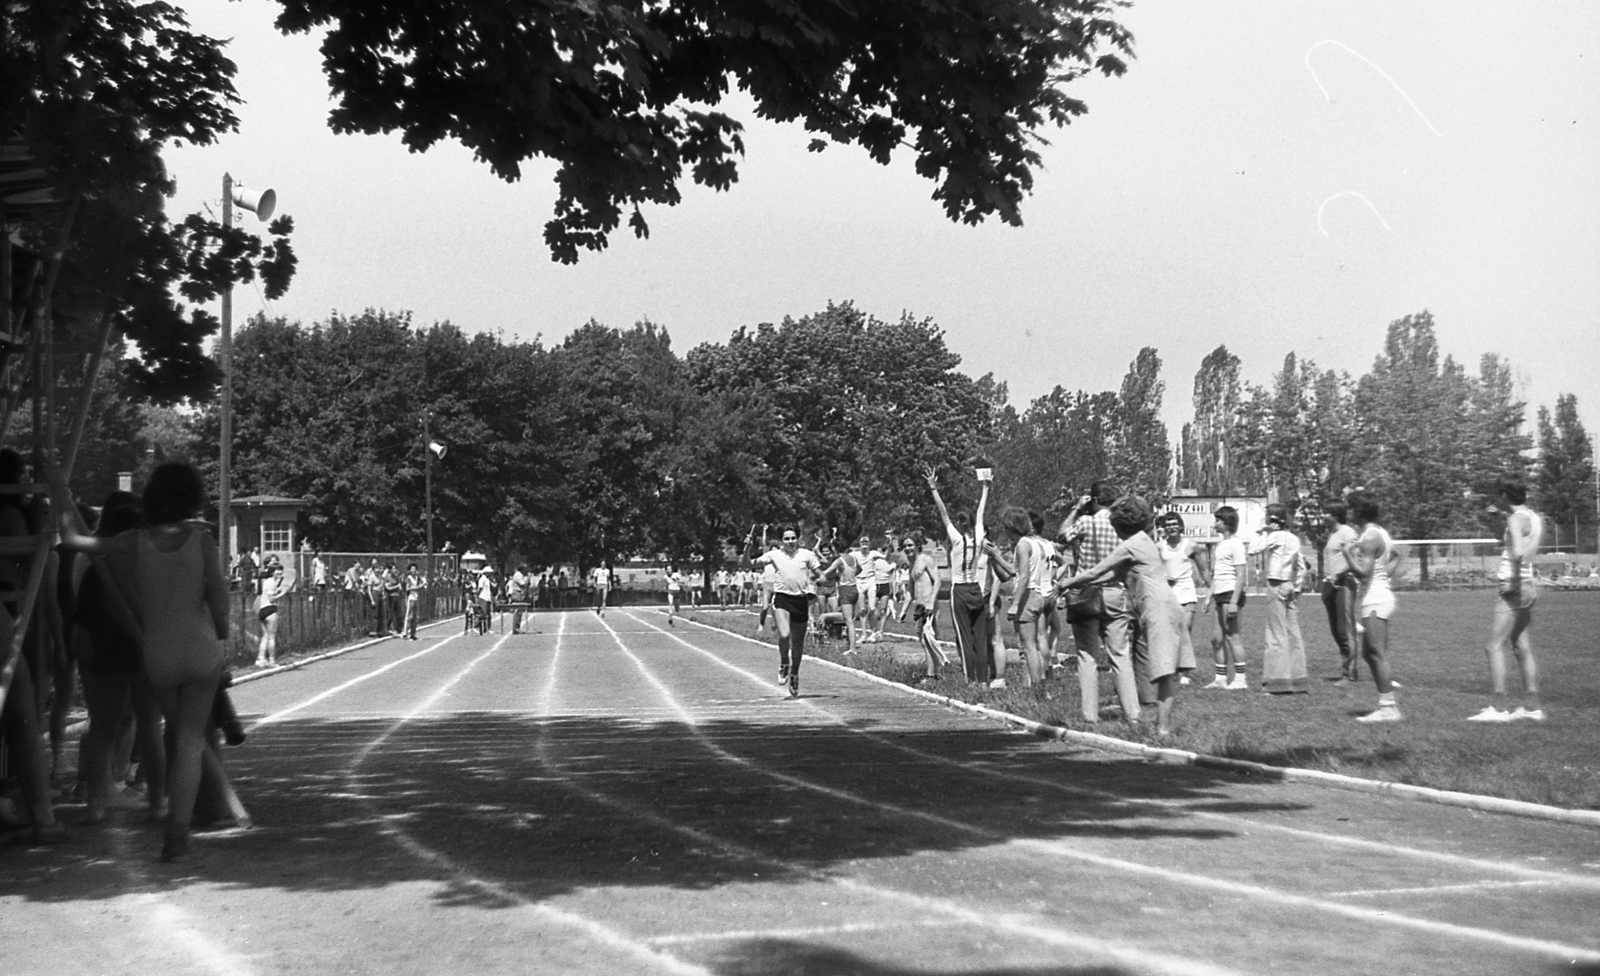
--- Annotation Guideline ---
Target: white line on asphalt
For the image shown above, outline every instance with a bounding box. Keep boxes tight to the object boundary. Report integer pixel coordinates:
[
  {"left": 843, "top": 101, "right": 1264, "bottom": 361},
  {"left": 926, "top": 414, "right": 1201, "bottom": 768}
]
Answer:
[
  {"left": 248, "top": 631, "right": 464, "bottom": 729},
  {"left": 592, "top": 613, "right": 1252, "bottom": 976},
  {"left": 637, "top": 609, "right": 1600, "bottom": 891},
  {"left": 616, "top": 609, "right": 1600, "bottom": 963},
  {"left": 95, "top": 826, "right": 260, "bottom": 976},
  {"left": 1328, "top": 880, "right": 1558, "bottom": 898}
]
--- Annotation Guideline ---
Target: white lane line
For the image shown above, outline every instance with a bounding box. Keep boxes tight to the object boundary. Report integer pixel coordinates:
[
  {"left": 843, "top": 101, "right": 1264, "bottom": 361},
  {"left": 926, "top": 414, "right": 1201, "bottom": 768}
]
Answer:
[
  {"left": 1329, "top": 880, "right": 1558, "bottom": 898},
  {"left": 248, "top": 631, "right": 464, "bottom": 729},
  {"left": 616, "top": 609, "right": 1600, "bottom": 964},
  {"left": 634, "top": 610, "right": 1600, "bottom": 891},
  {"left": 343, "top": 620, "right": 714, "bottom": 976},
  {"left": 93, "top": 826, "right": 260, "bottom": 976},
  {"left": 138, "top": 895, "right": 260, "bottom": 976},
  {"left": 593, "top": 614, "right": 1250, "bottom": 976}
]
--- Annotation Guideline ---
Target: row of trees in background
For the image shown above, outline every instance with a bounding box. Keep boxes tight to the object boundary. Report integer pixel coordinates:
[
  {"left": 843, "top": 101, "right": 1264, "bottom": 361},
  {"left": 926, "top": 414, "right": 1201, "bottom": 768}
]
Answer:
[{"left": 69, "top": 305, "right": 1595, "bottom": 577}]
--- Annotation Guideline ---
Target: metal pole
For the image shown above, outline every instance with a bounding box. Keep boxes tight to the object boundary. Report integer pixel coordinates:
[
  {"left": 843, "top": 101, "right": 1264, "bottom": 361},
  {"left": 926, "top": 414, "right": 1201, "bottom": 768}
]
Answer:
[
  {"left": 424, "top": 411, "right": 434, "bottom": 574},
  {"left": 219, "top": 173, "right": 233, "bottom": 573}
]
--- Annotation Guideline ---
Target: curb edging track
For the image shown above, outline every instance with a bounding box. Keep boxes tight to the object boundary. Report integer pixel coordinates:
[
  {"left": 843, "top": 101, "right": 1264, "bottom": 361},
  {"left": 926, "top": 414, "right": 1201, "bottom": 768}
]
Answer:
[{"left": 680, "top": 610, "right": 1600, "bottom": 830}]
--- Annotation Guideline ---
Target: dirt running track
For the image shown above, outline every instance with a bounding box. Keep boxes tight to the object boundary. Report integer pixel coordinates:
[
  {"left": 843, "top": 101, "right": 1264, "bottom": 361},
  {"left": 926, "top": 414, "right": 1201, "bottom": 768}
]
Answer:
[{"left": 5, "top": 608, "right": 1600, "bottom": 976}]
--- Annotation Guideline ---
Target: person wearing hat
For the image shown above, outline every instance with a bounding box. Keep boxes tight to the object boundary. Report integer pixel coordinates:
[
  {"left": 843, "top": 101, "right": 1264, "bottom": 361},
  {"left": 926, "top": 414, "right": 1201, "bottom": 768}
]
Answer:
[{"left": 1059, "top": 495, "right": 1193, "bottom": 736}]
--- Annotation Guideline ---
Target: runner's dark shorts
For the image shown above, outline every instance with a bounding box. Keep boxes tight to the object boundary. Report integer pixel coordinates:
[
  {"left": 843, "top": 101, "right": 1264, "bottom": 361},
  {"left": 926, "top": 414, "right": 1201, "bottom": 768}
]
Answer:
[
  {"left": 838, "top": 584, "right": 859, "bottom": 606},
  {"left": 875, "top": 582, "right": 891, "bottom": 601},
  {"left": 257, "top": 606, "right": 277, "bottom": 623},
  {"left": 773, "top": 592, "right": 810, "bottom": 619}
]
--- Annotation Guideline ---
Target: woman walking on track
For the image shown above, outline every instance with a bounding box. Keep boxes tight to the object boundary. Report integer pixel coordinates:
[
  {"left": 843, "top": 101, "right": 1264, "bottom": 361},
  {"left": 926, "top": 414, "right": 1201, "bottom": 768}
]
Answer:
[
  {"left": 741, "top": 525, "right": 820, "bottom": 698},
  {"left": 1341, "top": 489, "right": 1404, "bottom": 722},
  {"left": 924, "top": 463, "right": 993, "bottom": 685},
  {"left": 665, "top": 565, "right": 685, "bottom": 626},
  {"left": 57, "top": 462, "right": 236, "bottom": 861}
]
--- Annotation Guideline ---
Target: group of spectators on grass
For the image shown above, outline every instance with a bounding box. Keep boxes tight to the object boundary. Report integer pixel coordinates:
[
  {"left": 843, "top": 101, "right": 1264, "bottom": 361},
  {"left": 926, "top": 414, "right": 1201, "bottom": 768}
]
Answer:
[{"left": 729, "top": 465, "right": 1551, "bottom": 734}]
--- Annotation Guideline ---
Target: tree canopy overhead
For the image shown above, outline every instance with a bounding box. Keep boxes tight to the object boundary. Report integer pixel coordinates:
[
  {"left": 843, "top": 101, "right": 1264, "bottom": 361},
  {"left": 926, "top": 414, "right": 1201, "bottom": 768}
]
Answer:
[{"left": 270, "top": 0, "right": 1134, "bottom": 262}]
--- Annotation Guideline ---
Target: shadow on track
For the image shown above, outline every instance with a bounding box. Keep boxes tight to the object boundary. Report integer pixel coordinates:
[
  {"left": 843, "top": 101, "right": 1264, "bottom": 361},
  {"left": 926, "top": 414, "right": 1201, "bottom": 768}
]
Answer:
[{"left": 1, "top": 712, "right": 1307, "bottom": 908}]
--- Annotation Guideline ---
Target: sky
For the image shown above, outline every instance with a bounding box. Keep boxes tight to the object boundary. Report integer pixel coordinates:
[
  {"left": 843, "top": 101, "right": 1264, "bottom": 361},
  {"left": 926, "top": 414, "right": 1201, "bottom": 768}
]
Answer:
[{"left": 163, "top": 0, "right": 1600, "bottom": 441}]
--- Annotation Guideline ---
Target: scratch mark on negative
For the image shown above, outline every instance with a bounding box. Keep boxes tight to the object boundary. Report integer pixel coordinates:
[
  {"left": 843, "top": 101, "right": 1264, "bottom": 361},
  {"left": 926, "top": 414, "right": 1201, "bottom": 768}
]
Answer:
[
  {"left": 1318, "top": 191, "right": 1393, "bottom": 236},
  {"left": 1306, "top": 39, "right": 1444, "bottom": 137}
]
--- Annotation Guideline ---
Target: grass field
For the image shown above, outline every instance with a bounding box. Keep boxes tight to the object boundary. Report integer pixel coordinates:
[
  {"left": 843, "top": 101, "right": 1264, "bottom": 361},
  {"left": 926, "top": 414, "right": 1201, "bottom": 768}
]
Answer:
[{"left": 681, "top": 589, "right": 1600, "bottom": 811}]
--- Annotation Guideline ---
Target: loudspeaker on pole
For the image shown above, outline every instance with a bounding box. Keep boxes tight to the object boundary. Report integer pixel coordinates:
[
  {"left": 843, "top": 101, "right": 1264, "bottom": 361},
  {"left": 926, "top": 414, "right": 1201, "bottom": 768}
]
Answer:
[{"left": 231, "top": 185, "right": 277, "bottom": 221}]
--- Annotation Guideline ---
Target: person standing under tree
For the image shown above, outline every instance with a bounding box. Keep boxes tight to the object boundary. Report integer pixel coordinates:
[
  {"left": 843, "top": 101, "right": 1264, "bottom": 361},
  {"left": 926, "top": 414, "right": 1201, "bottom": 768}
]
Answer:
[
  {"left": 741, "top": 526, "right": 820, "bottom": 698},
  {"left": 664, "top": 565, "right": 685, "bottom": 626},
  {"left": 1469, "top": 478, "right": 1546, "bottom": 722},
  {"left": 403, "top": 563, "right": 427, "bottom": 639},
  {"left": 591, "top": 562, "right": 611, "bottom": 616}
]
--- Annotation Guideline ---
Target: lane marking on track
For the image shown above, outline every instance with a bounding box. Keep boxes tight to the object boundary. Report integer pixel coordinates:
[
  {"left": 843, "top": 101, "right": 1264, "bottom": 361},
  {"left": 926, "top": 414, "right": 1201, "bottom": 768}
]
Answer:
[
  {"left": 90, "top": 825, "right": 261, "bottom": 976},
  {"left": 590, "top": 613, "right": 1250, "bottom": 976},
  {"left": 341, "top": 615, "right": 713, "bottom": 976},
  {"left": 1328, "top": 880, "right": 1559, "bottom": 898},
  {"left": 248, "top": 631, "right": 464, "bottom": 730},
  {"left": 615, "top": 609, "right": 1600, "bottom": 963},
  {"left": 635, "top": 609, "right": 1600, "bottom": 891}
]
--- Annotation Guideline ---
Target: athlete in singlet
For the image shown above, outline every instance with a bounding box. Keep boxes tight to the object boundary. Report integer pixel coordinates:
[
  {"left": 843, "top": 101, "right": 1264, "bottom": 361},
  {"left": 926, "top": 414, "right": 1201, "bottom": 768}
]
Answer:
[
  {"left": 821, "top": 544, "right": 861, "bottom": 654},
  {"left": 1342, "top": 489, "right": 1404, "bottom": 723}
]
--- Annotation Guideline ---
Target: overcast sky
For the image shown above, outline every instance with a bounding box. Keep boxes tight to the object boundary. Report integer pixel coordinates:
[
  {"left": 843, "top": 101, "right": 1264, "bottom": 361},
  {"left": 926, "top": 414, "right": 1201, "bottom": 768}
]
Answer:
[{"left": 165, "top": 0, "right": 1599, "bottom": 441}]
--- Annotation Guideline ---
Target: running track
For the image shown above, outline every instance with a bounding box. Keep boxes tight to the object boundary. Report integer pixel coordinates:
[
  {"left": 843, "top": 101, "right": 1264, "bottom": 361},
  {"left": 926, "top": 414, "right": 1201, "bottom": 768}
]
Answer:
[{"left": 5, "top": 608, "right": 1599, "bottom": 976}]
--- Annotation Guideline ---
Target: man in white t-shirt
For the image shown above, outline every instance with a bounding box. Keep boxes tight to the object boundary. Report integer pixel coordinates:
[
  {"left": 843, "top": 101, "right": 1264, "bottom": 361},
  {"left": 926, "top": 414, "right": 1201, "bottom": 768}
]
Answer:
[
  {"left": 1471, "top": 478, "right": 1546, "bottom": 722},
  {"left": 741, "top": 525, "right": 820, "bottom": 699},
  {"left": 591, "top": 563, "right": 611, "bottom": 616},
  {"left": 1206, "top": 506, "right": 1250, "bottom": 690},
  {"left": 1157, "top": 514, "right": 1208, "bottom": 686}
]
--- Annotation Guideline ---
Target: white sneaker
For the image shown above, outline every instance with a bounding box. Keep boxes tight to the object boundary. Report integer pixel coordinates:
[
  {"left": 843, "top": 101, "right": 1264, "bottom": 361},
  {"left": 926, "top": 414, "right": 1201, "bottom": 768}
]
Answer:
[
  {"left": 1201, "top": 676, "right": 1229, "bottom": 690},
  {"left": 1510, "top": 706, "right": 1547, "bottom": 722},
  {"left": 1226, "top": 675, "right": 1249, "bottom": 690},
  {"left": 989, "top": 678, "right": 1007, "bottom": 689},
  {"left": 1467, "top": 705, "right": 1514, "bottom": 723},
  {"left": 1357, "top": 704, "right": 1403, "bottom": 723},
  {"left": 1179, "top": 675, "right": 1191, "bottom": 686}
]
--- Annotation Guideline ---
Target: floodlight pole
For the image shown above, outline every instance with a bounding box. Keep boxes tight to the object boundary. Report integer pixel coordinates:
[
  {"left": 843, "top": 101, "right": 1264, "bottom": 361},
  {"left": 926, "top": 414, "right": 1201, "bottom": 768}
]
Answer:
[{"left": 219, "top": 172, "right": 234, "bottom": 572}]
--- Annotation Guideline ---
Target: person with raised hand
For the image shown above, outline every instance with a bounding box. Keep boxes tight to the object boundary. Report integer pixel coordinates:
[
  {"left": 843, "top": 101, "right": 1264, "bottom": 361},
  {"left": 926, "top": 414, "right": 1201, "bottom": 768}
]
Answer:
[{"left": 924, "top": 462, "right": 992, "bottom": 685}]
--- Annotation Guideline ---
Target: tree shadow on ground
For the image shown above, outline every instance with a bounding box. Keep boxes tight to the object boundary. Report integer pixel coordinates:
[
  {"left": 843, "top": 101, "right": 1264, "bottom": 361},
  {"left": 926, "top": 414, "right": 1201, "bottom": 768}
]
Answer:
[
  {"left": 703, "top": 939, "right": 1133, "bottom": 976},
  {"left": 1, "top": 710, "right": 1302, "bottom": 908}
]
